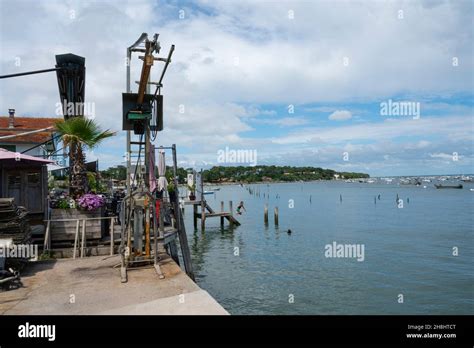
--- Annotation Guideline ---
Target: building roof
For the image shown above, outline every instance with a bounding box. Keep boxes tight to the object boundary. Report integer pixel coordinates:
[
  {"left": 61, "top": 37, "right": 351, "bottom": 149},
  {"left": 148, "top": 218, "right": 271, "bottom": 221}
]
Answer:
[
  {"left": 0, "top": 116, "right": 59, "bottom": 144},
  {"left": 0, "top": 148, "right": 54, "bottom": 163}
]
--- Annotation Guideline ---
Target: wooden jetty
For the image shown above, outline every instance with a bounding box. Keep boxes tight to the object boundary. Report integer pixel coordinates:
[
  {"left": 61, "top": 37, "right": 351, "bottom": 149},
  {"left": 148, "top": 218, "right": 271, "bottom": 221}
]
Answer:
[
  {"left": 183, "top": 169, "right": 240, "bottom": 230},
  {"left": 183, "top": 199, "right": 240, "bottom": 229}
]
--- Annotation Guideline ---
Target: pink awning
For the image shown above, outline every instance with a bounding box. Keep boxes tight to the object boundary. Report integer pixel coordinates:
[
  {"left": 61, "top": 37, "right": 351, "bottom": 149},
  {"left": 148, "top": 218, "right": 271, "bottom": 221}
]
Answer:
[{"left": 0, "top": 148, "right": 54, "bottom": 163}]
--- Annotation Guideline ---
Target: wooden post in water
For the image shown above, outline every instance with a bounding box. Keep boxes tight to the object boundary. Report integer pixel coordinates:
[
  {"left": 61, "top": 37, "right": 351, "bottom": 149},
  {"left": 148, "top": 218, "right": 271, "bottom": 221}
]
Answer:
[
  {"left": 264, "top": 204, "right": 268, "bottom": 225},
  {"left": 201, "top": 200, "right": 206, "bottom": 230},
  {"left": 200, "top": 169, "right": 206, "bottom": 230},
  {"left": 274, "top": 207, "right": 279, "bottom": 226},
  {"left": 220, "top": 201, "right": 224, "bottom": 227},
  {"left": 193, "top": 204, "right": 197, "bottom": 228},
  {"left": 229, "top": 201, "right": 233, "bottom": 226}
]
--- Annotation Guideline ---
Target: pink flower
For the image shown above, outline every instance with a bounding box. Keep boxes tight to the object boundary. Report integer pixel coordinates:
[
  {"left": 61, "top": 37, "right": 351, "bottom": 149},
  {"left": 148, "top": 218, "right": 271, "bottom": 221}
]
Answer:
[{"left": 77, "top": 194, "right": 105, "bottom": 211}]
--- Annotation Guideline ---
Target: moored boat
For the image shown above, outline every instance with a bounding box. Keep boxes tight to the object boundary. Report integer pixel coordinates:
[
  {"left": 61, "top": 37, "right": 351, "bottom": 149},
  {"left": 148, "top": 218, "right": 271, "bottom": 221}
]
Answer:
[{"left": 434, "top": 184, "right": 463, "bottom": 189}]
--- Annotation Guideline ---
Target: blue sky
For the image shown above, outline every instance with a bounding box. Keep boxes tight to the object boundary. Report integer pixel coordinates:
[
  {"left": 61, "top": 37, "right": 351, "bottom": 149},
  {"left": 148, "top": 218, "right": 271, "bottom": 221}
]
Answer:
[{"left": 0, "top": 0, "right": 473, "bottom": 176}]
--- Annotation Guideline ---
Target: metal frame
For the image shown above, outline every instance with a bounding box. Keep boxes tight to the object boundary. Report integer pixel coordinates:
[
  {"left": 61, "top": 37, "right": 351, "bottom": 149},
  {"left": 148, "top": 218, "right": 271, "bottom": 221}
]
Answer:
[{"left": 120, "top": 33, "right": 194, "bottom": 282}]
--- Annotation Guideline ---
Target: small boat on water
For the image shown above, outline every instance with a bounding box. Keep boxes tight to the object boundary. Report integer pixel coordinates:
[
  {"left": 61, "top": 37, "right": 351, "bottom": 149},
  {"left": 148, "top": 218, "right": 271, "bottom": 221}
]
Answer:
[
  {"left": 434, "top": 184, "right": 463, "bottom": 189},
  {"left": 203, "top": 187, "right": 221, "bottom": 194}
]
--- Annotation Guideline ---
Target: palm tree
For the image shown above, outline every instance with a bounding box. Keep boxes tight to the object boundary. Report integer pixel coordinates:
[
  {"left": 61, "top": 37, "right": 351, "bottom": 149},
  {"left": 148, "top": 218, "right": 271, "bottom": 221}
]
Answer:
[{"left": 55, "top": 117, "right": 116, "bottom": 196}]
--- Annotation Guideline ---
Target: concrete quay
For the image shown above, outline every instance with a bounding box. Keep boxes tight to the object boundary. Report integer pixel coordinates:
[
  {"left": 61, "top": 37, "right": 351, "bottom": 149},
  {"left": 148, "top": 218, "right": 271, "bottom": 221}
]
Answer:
[{"left": 0, "top": 254, "right": 228, "bottom": 315}]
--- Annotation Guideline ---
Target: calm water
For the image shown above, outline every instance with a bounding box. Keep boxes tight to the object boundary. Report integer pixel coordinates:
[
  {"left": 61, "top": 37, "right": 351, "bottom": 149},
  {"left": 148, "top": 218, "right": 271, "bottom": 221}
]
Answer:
[{"left": 181, "top": 181, "right": 474, "bottom": 314}]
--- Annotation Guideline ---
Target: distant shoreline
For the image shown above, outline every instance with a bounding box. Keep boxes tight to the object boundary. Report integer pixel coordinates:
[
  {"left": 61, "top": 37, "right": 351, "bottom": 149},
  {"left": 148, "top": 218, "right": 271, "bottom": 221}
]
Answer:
[
  {"left": 191, "top": 179, "right": 354, "bottom": 186},
  {"left": 183, "top": 174, "right": 474, "bottom": 187}
]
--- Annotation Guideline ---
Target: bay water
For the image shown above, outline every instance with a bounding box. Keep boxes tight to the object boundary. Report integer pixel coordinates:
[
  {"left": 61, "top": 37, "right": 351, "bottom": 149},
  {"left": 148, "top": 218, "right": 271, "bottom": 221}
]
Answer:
[{"left": 182, "top": 181, "right": 474, "bottom": 314}]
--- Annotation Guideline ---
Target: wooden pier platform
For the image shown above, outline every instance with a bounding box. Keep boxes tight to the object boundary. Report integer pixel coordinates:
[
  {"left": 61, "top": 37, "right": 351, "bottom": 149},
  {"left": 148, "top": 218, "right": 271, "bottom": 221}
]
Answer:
[{"left": 182, "top": 199, "right": 240, "bottom": 228}]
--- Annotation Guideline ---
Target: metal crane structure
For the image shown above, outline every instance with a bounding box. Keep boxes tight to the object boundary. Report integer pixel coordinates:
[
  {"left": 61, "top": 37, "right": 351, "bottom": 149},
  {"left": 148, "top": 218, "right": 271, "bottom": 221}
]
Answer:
[{"left": 120, "top": 33, "right": 194, "bottom": 283}]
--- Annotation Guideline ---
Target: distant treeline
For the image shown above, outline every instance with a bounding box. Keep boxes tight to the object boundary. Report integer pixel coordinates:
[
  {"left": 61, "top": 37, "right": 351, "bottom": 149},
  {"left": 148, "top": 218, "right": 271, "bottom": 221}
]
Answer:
[
  {"left": 101, "top": 164, "right": 369, "bottom": 184},
  {"left": 201, "top": 166, "right": 369, "bottom": 183},
  {"left": 101, "top": 165, "right": 189, "bottom": 184}
]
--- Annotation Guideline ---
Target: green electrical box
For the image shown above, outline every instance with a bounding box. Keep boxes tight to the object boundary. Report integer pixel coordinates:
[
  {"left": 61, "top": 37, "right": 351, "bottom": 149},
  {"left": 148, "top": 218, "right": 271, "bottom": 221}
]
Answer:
[
  {"left": 122, "top": 93, "right": 163, "bottom": 134},
  {"left": 127, "top": 111, "right": 152, "bottom": 120}
]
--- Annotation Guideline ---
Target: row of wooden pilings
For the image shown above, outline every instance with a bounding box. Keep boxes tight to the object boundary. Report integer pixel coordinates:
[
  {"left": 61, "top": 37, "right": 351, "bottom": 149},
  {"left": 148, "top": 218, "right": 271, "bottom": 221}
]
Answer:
[
  {"left": 264, "top": 204, "right": 279, "bottom": 226},
  {"left": 190, "top": 200, "right": 279, "bottom": 229}
]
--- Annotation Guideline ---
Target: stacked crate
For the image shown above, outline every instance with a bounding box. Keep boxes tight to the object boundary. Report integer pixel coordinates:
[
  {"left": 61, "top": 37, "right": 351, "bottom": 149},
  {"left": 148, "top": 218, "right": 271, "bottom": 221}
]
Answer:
[{"left": 0, "top": 198, "right": 32, "bottom": 244}]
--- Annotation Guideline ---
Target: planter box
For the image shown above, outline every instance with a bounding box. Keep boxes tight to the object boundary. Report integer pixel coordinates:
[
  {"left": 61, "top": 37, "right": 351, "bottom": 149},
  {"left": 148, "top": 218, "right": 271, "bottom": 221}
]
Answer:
[{"left": 50, "top": 208, "right": 104, "bottom": 242}]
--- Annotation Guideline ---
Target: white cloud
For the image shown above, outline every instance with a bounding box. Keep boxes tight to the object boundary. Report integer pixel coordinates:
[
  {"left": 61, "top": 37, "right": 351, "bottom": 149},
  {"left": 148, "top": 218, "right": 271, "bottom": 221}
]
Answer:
[
  {"left": 253, "top": 116, "right": 309, "bottom": 127},
  {"left": 328, "top": 110, "right": 352, "bottom": 121},
  {"left": 271, "top": 115, "right": 472, "bottom": 145},
  {"left": 0, "top": 0, "right": 472, "bottom": 175}
]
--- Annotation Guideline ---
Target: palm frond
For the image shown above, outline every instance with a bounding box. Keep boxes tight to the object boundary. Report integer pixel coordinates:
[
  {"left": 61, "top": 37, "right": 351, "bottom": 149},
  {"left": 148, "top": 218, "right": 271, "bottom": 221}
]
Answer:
[{"left": 55, "top": 117, "right": 116, "bottom": 149}]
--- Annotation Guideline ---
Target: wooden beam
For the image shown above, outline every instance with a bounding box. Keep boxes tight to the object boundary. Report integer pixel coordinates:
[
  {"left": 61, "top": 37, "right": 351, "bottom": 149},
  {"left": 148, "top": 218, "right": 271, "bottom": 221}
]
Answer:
[
  {"left": 81, "top": 219, "right": 86, "bottom": 258},
  {"left": 43, "top": 220, "right": 50, "bottom": 252},
  {"left": 172, "top": 144, "right": 194, "bottom": 280},
  {"left": 109, "top": 217, "right": 114, "bottom": 256},
  {"left": 73, "top": 220, "right": 80, "bottom": 259}
]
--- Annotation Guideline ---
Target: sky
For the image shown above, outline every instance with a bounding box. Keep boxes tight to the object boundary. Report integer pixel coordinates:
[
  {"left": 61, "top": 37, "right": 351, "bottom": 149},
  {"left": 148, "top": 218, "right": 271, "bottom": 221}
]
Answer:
[{"left": 0, "top": 0, "right": 473, "bottom": 176}]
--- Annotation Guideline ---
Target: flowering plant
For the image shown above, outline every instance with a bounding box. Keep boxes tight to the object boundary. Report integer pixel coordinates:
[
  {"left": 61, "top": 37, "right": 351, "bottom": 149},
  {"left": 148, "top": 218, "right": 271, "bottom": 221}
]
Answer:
[
  {"left": 50, "top": 192, "right": 75, "bottom": 209},
  {"left": 77, "top": 194, "right": 105, "bottom": 211},
  {"left": 56, "top": 198, "right": 71, "bottom": 209}
]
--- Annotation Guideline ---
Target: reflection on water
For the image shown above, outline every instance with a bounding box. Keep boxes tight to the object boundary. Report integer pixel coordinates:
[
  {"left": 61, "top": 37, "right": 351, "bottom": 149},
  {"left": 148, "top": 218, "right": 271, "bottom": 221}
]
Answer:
[
  {"left": 181, "top": 181, "right": 474, "bottom": 315},
  {"left": 189, "top": 225, "right": 242, "bottom": 279}
]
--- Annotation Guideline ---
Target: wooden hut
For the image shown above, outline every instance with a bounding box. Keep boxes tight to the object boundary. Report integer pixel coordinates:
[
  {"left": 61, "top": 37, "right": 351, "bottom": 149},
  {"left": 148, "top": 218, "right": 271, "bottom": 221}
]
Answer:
[{"left": 0, "top": 149, "right": 53, "bottom": 223}]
